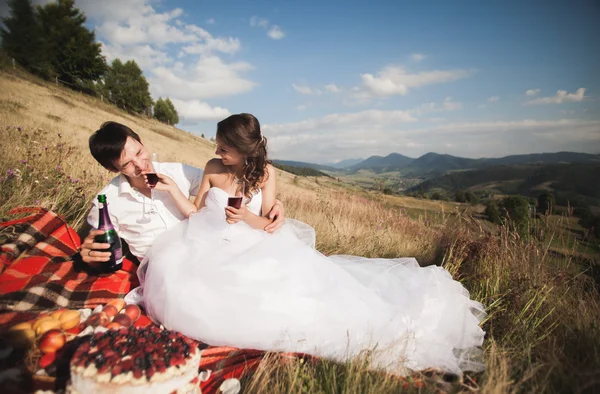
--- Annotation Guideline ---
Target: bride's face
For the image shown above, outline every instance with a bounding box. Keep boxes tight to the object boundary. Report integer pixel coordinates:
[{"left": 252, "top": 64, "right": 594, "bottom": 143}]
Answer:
[{"left": 215, "top": 136, "right": 244, "bottom": 167}]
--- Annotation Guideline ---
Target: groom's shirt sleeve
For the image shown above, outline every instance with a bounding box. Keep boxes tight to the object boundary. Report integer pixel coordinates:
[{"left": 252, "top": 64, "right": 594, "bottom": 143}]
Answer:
[{"left": 181, "top": 164, "right": 204, "bottom": 196}]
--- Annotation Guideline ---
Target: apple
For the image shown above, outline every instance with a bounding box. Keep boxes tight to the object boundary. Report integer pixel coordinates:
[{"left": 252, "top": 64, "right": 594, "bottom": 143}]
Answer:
[
  {"left": 86, "top": 312, "right": 109, "bottom": 328},
  {"left": 34, "top": 319, "right": 61, "bottom": 336},
  {"left": 102, "top": 305, "right": 119, "bottom": 318},
  {"left": 123, "top": 304, "right": 141, "bottom": 323},
  {"left": 39, "top": 352, "right": 57, "bottom": 368},
  {"left": 58, "top": 310, "right": 80, "bottom": 330},
  {"left": 105, "top": 322, "right": 122, "bottom": 330},
  {"left": 38, "top": 329, "right": 66, "bottom": 353},
  {"left": 106, "top": 299, "right": 126, "bottom": 313},
  {"left": 112, "top": 313, "right": 132, "bottom": 328}
]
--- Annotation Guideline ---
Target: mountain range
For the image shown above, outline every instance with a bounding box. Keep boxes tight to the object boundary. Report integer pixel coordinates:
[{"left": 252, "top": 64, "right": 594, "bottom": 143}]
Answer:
[{"left": 275, "top": 152, "right": 600, "bottom": 176}]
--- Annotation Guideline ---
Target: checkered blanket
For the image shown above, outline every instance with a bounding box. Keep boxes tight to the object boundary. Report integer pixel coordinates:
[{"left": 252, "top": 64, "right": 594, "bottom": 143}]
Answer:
[{"left": 0, "top": 207, "right": 314, "bottom": 393}]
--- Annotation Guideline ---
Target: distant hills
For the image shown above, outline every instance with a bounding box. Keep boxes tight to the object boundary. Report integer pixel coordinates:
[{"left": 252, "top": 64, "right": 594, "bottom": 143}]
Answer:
[
  {"left": 274, "top": 151, "right": 600, "bottom": 176},
  {"left": 407, "top": 162, "right": 600, "bottom": 207}
]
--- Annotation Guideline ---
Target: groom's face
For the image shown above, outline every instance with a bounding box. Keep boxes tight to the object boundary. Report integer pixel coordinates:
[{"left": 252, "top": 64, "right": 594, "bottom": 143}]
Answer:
[{"left": 113, "top": 137, "right": 152, "bottom": 178}]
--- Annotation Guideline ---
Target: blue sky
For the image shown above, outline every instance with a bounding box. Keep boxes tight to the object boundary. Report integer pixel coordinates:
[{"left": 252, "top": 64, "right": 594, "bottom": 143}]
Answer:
[{"left": 7, "top": 0, "right": 600, "bottom": 163}]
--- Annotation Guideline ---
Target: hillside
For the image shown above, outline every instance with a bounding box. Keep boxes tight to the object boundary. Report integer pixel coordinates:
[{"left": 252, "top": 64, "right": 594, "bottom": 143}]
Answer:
[
  {"left": 272, "top": 159, "right": 338, "bottom": 172},
  {"left": 409, "top": 163, "right": 600, "bottom": 207},
  {"left": 2, "top": 67, "right": 600, "bottom": 394},
  {"left": 347, "top": 153, "right": 414, "bottom": 173}
]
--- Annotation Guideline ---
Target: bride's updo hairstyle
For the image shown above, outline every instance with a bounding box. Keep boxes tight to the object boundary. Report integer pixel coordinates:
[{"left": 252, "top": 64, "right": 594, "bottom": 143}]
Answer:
[{"left": 216, "top": 113, "right": 271, "bottom": 195}]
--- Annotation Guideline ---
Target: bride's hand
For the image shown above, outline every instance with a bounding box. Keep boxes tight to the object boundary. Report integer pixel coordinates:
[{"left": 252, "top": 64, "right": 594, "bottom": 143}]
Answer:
[
  {"left": 225, "top": 204, "right": 248, "bottom": 224},
  {"left": 144, "top": 173, "right": 177, "bottom": 193}
]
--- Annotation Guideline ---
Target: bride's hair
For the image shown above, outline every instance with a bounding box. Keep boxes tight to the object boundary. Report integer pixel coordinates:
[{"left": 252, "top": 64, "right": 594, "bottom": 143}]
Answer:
[{"left": 216, "top": 113, "right": 271, "bottom": 195}]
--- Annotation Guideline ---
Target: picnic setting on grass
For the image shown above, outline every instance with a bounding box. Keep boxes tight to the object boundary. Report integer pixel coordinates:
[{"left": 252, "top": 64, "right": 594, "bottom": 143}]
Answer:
[{"left": 0, "top": 116, "right": 486, "bottom": 393}]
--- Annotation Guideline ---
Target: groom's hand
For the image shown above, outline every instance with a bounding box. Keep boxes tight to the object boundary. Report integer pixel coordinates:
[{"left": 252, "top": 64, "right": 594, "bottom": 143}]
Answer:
[
  {"left": 265, "top": 199, "right": 285, "bottom": 233},
  {"left": 80, "top": 230, "right": 111, "bottom": 264}
]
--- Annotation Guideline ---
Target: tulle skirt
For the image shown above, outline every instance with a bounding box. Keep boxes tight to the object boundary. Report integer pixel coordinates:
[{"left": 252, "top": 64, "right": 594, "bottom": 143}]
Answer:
[{"left": 127, "top": 204, "right": 485, "bottom": 375}]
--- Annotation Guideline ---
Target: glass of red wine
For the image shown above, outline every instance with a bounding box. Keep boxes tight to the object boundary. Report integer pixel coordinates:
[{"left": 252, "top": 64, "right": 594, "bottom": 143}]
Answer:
[
  {"left": 146, "top": 153, "right": 159, "bottom": 214},
  {"left": 224, "top": 178, "right": 244, "bottom": 242}
]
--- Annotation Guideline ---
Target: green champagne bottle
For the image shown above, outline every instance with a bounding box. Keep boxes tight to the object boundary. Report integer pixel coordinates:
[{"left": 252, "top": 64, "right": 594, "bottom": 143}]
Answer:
[{"left": 93, "top": 194, "right": 124, "bottom": 273}]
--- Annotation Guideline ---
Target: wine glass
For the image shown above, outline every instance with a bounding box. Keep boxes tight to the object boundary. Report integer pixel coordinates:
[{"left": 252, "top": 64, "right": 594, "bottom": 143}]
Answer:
[
  {"left": 146, "top": 153, "right": 159, "bottom": 214},
  {"left": 223, "top": 177, "right": 244, "bottom": 242}
]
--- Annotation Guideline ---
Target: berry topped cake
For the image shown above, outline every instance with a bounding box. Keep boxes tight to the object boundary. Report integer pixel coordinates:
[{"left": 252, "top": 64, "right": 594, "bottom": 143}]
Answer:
[{"left": 68, "top": 326, "right": 202, "bottom": 394}]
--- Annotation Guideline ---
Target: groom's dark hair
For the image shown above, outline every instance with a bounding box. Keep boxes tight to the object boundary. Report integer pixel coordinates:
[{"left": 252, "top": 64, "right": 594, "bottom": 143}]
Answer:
[{"left": 89, "top": 121, "right": 142, "bottom": 172}]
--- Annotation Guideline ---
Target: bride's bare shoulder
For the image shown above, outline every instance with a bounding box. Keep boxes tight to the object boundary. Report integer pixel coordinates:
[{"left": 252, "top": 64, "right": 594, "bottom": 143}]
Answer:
[{"left": 205, "top": 158, "right": 227, "bottom": 174}]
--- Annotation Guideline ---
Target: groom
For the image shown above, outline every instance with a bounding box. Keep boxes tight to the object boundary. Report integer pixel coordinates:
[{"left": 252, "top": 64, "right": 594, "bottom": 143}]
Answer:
[{"left": 78, "top": 121, "right": 285, "bottom": 267}]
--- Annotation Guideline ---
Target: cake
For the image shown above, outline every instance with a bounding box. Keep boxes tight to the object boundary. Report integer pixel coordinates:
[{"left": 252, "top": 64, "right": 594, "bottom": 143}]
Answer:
[{"left": 67, "top": 326, "right": 203, "bottom": 394}]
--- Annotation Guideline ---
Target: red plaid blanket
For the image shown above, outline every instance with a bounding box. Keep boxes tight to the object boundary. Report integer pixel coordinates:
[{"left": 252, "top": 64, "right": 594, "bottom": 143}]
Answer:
[{"left": 0, "top": 207, "right": 312, "bottom": 393}]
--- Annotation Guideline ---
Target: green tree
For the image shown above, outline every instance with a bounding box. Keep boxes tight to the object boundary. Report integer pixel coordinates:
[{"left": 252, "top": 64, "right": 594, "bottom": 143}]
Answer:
[
  {"left": 501, "top": 195, "right": 532, "bottom": 235},
  {"left": 431, "top": 191, "right": 443, "bottom": 201},
  {"left": 0, "top": 0, "right": 52, "bottom": 76},
  {"left": 164, "top": 98, "right": 179, "bottom": 125},
  {"left": 454, "top": 190, "right": 467, "bottom": 203},
  {"left": 37, "top": 0, "right": 106, "bottom": 84},
  {"left": 465, "top": 191, "right": 478, "bottom": 205},
  {"left": 153, "top": 97, "right": 179, "bottom": 125},
  {"left": 537, "top": 192, "right": 555, "bottom": 215},
  {"left": 104, "top": 59, "right": 152, "bottom": 114},
  {"left": 484, "top": 199, "right": 502, "bottom": 225}
]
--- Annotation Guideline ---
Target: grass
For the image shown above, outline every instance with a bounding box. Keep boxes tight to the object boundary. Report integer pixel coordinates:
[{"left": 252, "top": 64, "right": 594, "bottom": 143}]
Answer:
[{"left": 1, "top": 68, "right": 600, "bottom": 393}]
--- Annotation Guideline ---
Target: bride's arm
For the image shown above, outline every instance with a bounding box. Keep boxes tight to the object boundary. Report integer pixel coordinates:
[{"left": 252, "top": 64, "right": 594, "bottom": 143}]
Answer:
[
  {"left": 226, "top": 164, "right": 277, "bottom": 230},
  {"left": 192, "top": 159, "right": 220, "bottom": 212}
]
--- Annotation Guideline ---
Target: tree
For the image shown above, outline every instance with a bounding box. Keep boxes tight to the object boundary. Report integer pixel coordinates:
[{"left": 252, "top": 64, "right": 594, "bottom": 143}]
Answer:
[
  {"left": 484, "top": 199, "right": 502, "bottom": 225},
  {"left": 165, "top": 98, "right": 179, "bottom": 125},
  {"left": 37, "top": 0, "right": 106, "bottom": 84},
  {"left": 104, "top": 59, "right": 152, "bottom": 114},
  {"left": 537, "top": 192, "right": 555, "bottom": 215},
  {"left": 501, "top": 195, "right": 531, "bottom": 235},
  {"left": 0, "top": 0, "right": 51, "bottom": 76},
  {"left": 154, "top": 97, "right": 179, "bottom": 125},
  {"left": 454, "top": 190, "right": 466, "bottom": 203},
  {"left": 465, "top": 191, "right": 478, "bottom": 205}
]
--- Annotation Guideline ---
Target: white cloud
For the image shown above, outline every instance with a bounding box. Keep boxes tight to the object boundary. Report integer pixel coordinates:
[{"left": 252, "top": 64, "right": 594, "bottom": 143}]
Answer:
[
  {"left": 525, "top": 89, "right": 540, "bottom": 96},
  {"left": 250, "top": 16, "right": 269, "bottom": 28},
  {"left": 249, "top": 15, "right": 284, "bottom": 39},
  {"left": 525, "top": 88, "right": 586, "bottom": 105},
  {"left": 265, "top": 109, "right": 417, "bottom": 136},
  {"left": 415, "top": 97, "right": 462, "bottom": 114},
  {"left": 100, "top": 41, "right": 171, "bottom": 69},
  {"left": 267, "top": 25, "right": 285, "bottom": 40},
  {"left": 297, "top": 104, "right": 309, "bottom": 111},
  {"left": 325, "top": 83, "right": 340, "bottom": 93},
  {"left": 411, "top": 53, "right": 426, "bottom": 62},
  {"left": 265, "top": 113, "right": 600, "bottom": 162},
  {"left": 206, "top": 18, "right": 216, "bottom": 25},
  {"left": 360, "top": 66, "right": 473, "bottom": 97},
  {"left": 182, "top": 36, "right": 240, "bottom": 55},
  {"left": 170, "top": 98, "right": 231, "bottom": 122},
  {"left": 292, "top": 84, "right": 317, "bottom": 95},
  {"left": 488, "top": 96, "right": 500, "bottom": 103},
  {"left": 150, "top": 56, "right": 255, "bottom": 100}
]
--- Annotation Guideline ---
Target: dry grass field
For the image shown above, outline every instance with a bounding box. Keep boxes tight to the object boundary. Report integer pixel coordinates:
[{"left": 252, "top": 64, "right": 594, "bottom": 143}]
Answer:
[{"left": 1, "top": 68, "right": 599, "bottom": 393}]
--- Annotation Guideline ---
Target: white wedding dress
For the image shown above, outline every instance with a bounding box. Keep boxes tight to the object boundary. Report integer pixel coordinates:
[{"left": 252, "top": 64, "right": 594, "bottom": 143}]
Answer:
[{"left": 127, "top": 187, "right": 486, "bottom": 375}]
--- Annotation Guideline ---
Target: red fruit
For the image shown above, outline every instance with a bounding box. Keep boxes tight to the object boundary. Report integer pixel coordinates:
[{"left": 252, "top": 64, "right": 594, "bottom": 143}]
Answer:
[
  {"left": 123, "top": 305, "right": 141, "bottom": 323},
  {"left": 112, "top": 314, "right": 132, "bottom": 328},
  {"left": 86, "top": 312, "right": 109, "bottom": 327},
  {"left": 39, "top": 352, "right": 57, "bottom": 369},
  {"left": 38, "top": 329, "right": 66, "bottom": 354},
  {"left": 103, "top": 305, "right": 119, "bottom": 318},
  {"left": 106, "top": 322, "right": 121, "bottom": 330}
]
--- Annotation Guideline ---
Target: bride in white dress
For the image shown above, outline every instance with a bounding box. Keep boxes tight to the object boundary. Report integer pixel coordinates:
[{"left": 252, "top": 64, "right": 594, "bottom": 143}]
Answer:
[{"left": 128, "top": 113, "right": 486, "bottom": 375}]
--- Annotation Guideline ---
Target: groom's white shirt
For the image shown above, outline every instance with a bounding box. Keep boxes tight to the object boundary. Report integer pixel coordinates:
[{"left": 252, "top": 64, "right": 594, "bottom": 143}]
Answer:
[{"left": 87, "top": 162, "right": 204, "bottom": 260}]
